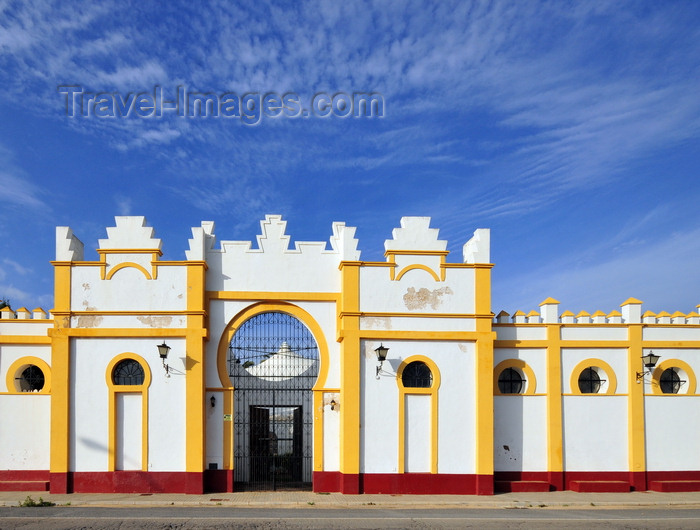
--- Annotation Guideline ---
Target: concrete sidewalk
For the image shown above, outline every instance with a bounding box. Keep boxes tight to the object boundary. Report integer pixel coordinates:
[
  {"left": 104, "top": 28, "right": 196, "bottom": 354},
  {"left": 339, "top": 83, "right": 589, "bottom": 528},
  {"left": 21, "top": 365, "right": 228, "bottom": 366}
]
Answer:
[{"left": 2, "top": 490, "right": 700, "bottom": 509}]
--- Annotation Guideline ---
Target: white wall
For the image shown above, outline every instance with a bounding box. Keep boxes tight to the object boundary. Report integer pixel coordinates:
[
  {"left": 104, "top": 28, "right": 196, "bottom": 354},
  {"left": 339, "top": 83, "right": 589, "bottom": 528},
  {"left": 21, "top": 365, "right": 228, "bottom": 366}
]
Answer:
[{"left": 0, "top": 394, "right": 51, "bottom": 469}]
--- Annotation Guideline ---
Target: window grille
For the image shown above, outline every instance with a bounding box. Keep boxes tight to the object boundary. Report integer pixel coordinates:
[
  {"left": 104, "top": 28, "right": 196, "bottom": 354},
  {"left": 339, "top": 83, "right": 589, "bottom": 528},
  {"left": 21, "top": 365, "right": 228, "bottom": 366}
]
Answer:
[
  {"left": 16, "top": 365, "right": 45, "bottom": 392},
  {"left": 578, "top": 367, "right": 604, "bottom": 394},
  {"left": 498, "top": 367, "right": 524, "bottom": 394},
  {"left": 401, "top": 361, "right": 433, "bottom": 388},
  {"left": 112, "top": 359, "right": 145, "bottom": 385},
  {"left": 660, "top": 367, "right": 683, "bottom": 394}
]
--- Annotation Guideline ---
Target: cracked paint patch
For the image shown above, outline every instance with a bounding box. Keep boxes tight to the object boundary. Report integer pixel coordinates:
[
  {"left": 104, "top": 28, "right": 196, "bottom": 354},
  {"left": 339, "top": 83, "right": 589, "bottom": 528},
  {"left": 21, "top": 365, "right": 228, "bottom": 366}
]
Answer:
[
  {"left": 403, "top": 286, "right": 453, "bottom": 310},
  {"left": 137, "top": 315, "right": 173, "bottom": 327}
]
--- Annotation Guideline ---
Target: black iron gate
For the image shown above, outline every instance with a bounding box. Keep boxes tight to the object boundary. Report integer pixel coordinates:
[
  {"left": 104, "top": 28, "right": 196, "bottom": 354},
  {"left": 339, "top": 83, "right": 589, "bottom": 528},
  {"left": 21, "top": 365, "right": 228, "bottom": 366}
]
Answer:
[{"left": 229, "top": 312, "right": 319, "bottom": 491}]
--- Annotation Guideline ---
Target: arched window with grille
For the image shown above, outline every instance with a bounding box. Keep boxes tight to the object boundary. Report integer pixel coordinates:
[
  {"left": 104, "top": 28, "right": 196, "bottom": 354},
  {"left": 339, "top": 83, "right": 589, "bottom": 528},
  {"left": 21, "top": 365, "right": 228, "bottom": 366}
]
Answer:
[
  {"left": 401, "top": 361, "right": 433, "bottom": 388},
  {"left": 112, "top": 359, "right": 145, "bottom": 385}
]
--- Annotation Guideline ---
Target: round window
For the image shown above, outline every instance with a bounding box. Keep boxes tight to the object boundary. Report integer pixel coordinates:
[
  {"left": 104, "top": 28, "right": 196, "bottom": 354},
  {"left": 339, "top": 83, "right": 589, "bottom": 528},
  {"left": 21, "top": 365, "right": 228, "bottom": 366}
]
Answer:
[
  {"left": 660, "top": 368, "right": 681, "bottom": 394},
  {"left": 17, "top": 365, "right": 45, "bottom": 392},
  {"left": 578, "top": 367, "right": 601, "bottom": 394},
  {"left": 498, "top": 367, "right": 524, "bottom": 394}
]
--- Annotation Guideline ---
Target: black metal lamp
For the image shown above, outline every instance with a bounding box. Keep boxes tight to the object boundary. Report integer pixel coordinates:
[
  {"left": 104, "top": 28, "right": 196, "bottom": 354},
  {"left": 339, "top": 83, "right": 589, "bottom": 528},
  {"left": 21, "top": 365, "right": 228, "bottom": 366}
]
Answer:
[
  {"left": 157, "top": 341, "right": 171, "bottom": 376},
  {"left": 210, "top": 395, "right": 216, "bottom": 408},
  {"left": 375, "top": 344, "right": 389, "bottom": 378},
  {"left": 636, "top": 350, "right": 661, "bottom": 382},
  {"left": 157, "top": 342, "right": 171, "bottom": 359}
]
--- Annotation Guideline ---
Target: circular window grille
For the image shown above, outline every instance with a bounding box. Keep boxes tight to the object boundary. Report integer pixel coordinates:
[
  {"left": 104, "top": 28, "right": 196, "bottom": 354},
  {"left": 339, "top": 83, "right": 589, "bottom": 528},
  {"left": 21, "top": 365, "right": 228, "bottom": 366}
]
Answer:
[
  {"left": 112, "top": 359, "right": 145, "bottom": 385},
  {"left": 660, "top": 368, "right": 682, "bottom": 394},
  {"left": 578, "top": 367, "right": 602, "bottom": 394},
  {"left": 17, "top": 365, "right": 45, "bottom": 392},
  {"left": 498, "top": 367, "right": 524, "bottom": 394}
]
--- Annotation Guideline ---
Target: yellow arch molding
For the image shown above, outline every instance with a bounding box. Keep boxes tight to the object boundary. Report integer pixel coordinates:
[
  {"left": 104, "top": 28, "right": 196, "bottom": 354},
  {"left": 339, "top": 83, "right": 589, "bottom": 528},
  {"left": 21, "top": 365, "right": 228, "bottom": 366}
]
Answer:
[
  {"left": 105, "top": 353, "right": 152, "bottom": 472},
  {"left": 215, "top": 301, "right": 331, "bottom": 473},
  {"left": 394, "top": 264, "right": 441, "bottom": 282},
  {"left": 396, "top": 355, "right": 441, "bottom": 474},
  {"left": 650, "top": 359, "right": 697, "bottom": 395},
  {"left": 105, "top": 262, "right": 153, "bottom": 280},
  {"left": 493, "top": 359, "right": 537, "bottom": 395},
  {"left": 569, "top": 358, "right": 618, "bottom": 395},
  {"left": 5, "top": 356, "right": 52, "bottom": 394}
]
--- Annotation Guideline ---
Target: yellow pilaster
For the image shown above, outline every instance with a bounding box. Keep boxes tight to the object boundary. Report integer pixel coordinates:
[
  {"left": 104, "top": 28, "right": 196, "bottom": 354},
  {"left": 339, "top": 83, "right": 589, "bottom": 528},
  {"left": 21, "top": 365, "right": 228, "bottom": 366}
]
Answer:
[
  {"left": 473, "top": 265, "right": 495, "bottom": 494},
  {"left": 49, "top": 262, "right": 72, "bottom": 493},
  {"left": 185, "top": 262, "right": 207, "bottom": 493},
  {"left": 627, "top": 324, "right": 646, "bottom": 490},
  {"left": 338, "top": 262, "right": 361, "bottom": 492},
  {"left": 545, "top": 324, "right": 563, "bottom": 489}
]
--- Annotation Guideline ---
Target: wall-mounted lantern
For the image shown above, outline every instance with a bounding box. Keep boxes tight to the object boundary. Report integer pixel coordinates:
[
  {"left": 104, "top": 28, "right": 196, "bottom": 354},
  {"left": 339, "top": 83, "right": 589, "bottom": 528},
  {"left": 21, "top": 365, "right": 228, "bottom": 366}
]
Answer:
[
  {"left": 636, "top": 350, "right": 661, "bottom": 383},
  {"left": 157, "top": 341, "right": 171, "bottom": 376},
  {"left": 210, "top": 395, "right": 216, "bottom": 408},
  {"left": 330, "top": 399, "right": 337, "bottom": 411},
  {"left": 375, "top": 343, "right": 390, "bottom": 379}
]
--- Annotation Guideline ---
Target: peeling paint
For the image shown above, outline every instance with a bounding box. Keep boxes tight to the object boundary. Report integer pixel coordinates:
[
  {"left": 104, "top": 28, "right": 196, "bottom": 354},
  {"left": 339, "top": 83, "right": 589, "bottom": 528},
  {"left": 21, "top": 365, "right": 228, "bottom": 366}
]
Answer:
[
  {"left": 137, "top": 315, "right": 173, "bottom": 328},
  {"left": 76, "top": 314, "right": 103, "bottom": 328},
  {"left": 458, "top": 343, "right": 468, "bottom": 352},
  {"left": 82, "top": 282, "right": 90, "bottom": 291},
  {"left": 361, "top": 316, "right": 391, "bottom": 330},
  {"left": 403, "top": 286, "right": 453, "bottom": 310}
]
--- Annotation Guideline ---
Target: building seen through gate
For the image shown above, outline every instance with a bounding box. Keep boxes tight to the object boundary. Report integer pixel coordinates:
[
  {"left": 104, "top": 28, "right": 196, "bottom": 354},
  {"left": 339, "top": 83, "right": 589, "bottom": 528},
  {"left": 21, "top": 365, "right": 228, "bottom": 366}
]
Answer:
[{"left": 229, "top": 312, "right": 318, "bottom": 490}]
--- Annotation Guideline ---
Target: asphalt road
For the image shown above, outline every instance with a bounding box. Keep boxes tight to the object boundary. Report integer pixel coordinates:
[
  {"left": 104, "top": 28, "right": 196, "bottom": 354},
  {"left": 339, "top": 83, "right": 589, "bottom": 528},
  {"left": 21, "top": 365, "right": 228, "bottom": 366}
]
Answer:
[{"left": 1, "top": 506, "right": 699, "bottom": 529}]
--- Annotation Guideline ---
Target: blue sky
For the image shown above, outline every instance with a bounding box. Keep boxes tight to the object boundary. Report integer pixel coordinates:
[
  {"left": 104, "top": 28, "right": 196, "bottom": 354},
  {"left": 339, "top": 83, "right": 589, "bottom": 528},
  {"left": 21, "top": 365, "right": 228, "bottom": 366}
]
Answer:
[{"left": 1, "top": 0, "right": 699, "bottom": 316}]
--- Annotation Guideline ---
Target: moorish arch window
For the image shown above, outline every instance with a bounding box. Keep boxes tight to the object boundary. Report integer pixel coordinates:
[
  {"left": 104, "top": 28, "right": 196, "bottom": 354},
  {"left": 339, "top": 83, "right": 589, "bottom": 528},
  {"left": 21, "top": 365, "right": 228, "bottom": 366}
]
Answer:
[
  {"left": 401, "top": 361, "right": 433, "bottom": 388},
  {"left": 112, "top": 359, "right": 145, "bottom": 386}
]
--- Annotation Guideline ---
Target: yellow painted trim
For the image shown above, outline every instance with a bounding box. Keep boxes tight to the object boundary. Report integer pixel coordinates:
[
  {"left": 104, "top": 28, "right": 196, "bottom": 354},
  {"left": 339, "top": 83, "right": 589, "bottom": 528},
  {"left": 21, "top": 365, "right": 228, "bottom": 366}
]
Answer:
[
  {"left": 5, "top": 357, "right": 52, "bottom": 394},
  {"left": 0, "top": 336, "right": 51, "bottom": 344},
  {"left": 97, "top": 249, "right": 163, "bottom": 255},
  {"left": 105, "top": 353, "right": 152, "bottom": 472},
  {"left": 49, "top": 328, "right": 203, "bottom": 338},
  {"left": 339, "top": 262, "right": 361, "bottom": 476},
  {"left": 314, "top": 390, "right": 324, "bottom": 471},
  {"left": 544, "top": 325, "right": 563, "bottom": 475},
  {"left": 442, "top": 263, "right": 494, "bottom": 269},
  {"left": 208, "top": 291, "right": 339, "bottom": 302},
  {"left": 650, "top": 359, "right": 697, "bottom": 395},
  {"left": 474, "top": 267, "right": 492, "bottom": 333},
  {"left": 215, "top": 301, "right": 331, "bottom": 472},
  {"left": 475, "top": 333, "right": 495, "bottom": 476},
  {"left": 493, "top": 359, "right": 537, "bottom": 395},
  {"left": 396, "top": 355, "right": 441, "bottom": 474},
  {"left": 627, "top": 325, "right": 645, "bottom": 476},
  {"left": 385, "top": 250, "right": 450, "bottom": 256},
  {"left": 185, "top": 263, "right": 207, "bottom": 475},
  {"left": 105, "top": 262, "right": 152, "bottom": 281},
  {"left": 349, "top": 311, "right": 490, "bottom": 319},
  {"left": 50, "top": 261, "right": 71, "bottom": 475},
  {"left": 394, "top": 264, "right": 441, "bottom": 282},
  {"left": 68, "top": 310, "right": 204, "bottom": 316},
  {"left": 569, "top": 358, "right": 618, "bottom": 395},
  {"left": 343, "top": 330, "right": 490, "bottom": 341}
]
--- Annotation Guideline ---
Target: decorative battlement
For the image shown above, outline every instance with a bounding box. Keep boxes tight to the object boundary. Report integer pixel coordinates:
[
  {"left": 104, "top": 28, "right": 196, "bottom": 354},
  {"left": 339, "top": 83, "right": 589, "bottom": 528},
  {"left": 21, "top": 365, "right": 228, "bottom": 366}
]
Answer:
[
  {"left": 497, "top": 298, "right": 700, "bottom": 325},
  {"left": 98, "top": 216, "right": 162, "bottom": 250},
  {"left": 0, "top": 306, "right": 49, "bottom": 319},
  {"left": 195, "top": 215, "right": 361, "bottom": 260}
]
